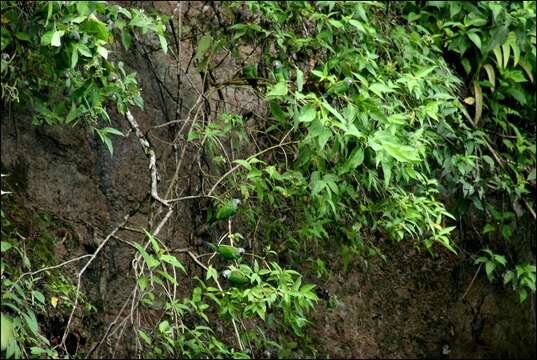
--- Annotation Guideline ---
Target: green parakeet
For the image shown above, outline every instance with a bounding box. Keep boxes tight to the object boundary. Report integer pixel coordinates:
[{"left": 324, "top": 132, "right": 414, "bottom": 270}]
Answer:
[
  {"left": 222, "top": 269, "right": 250, "bottom": 286},
  {"left": 272, "top": 60, "right": 286, "bottom": 81},
  {"left": 204, "top": 242, "right": 245, "bottom": 260},
  {"left": 215, "top": 198, "right": 241, "bottom": 221}
]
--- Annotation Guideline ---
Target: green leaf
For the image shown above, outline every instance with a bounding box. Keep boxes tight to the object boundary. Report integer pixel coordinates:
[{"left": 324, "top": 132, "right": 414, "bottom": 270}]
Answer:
[
  {"left": 296, "top": 68, "right": 304, "bottom": 92},
  {"left": 473, "top": 81, "right": 482, "bottom": 126},
  {"left": 32, "top": 291, "right": 45, "bottom": 304},
  {"left": 0, "top": 242, "right": 13, "bottom": 252},
  {"left": 23, "top": 311, "right": 39, "bottom": 336},
  {"left": 71, "top": 45, "right": 79, "bottom": 68},
  {"left": 502, "top": 39, "right": 510, "bottom": 70},
  {"left": 81, "top": 16, "right": 110, "bottom": 41},
  {"left": 483, "top": 64, "right": 495, "bottom": 92},
  {"left": 266, "top": 81, "right": 288, "bottom": 97},
  {"left": 297, "top": 104, "right": 317, "bottom": 123},
  {"left": 96, "top": 46, "right": 109, "bottom": 59},
  {"left": 340, "top": 147, "right": 364, "bottom": 175},
  {"left": 101, "top": 127, "right": 124, "bottom": 136},
  {"left": 160, "top": 254, "right": 187, "bottom": 274},
  {"left": 132, "top": 242, "right": 160, "bottom": 269},
  {"left": 519, "top": 288, "right": 528, "bottom": 303},
  {"left": 493, "top": 46, "right": 503, "bottom": 69},
  {"left": 137, "top": 276, "right": 148, "bottom": 291},
  {"left": 485, "top": 261, "right": 496, "bottom": 279},
  {"left": 206, "top": 266, "right": 218, "bottom": 282},
  {"left": 50, "top": 30, "right": 65, "bottom": 47},
  {"left": 321, "top": 100, "right": 345, "bottom": 123},
  {"left": 77, "top": 43, "right": 92, "bottom": 57},
  {"left": 386, "top": 113, "right": 406, "bottom": 125},
  {"left": 15, "top": 32, "right": 31, "bottom": 41},
  {"left": 138, "top": 329, "right": 152, "bottom": 345},
  {"left": 1, "top": 313, "right": 15, "bottom": 351},
  {"left": 503, "top": 271, "right": 514, "bottom": 285},
  {"left": 158, "top": 34, "right": 168, "bottom": 54},
  {"left": 40, "top": 31, "right": 54, "bottom": 46},
  {"left": 482, "top": 224, "right": 495, "bottom": 234},
  {"left": 467, "top": 32, "right": 481, "bottom": 50}
]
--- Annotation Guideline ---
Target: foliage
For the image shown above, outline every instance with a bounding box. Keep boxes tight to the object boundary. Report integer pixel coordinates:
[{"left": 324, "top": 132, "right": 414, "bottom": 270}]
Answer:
[
  {"left": 1, "top": 0, "right": 536, "bottom": 358},
  {"left": 1, "top": 182, "right": 95, "bottom": 359},
  {"left": 0, "top": 0, "right": 167, "bottom": 154},
  {"left": 132, "top": 231, "right": 318, "bottom": 358},
  {"left": 400, "top": 1, "right": 536, "bottom": 302}
]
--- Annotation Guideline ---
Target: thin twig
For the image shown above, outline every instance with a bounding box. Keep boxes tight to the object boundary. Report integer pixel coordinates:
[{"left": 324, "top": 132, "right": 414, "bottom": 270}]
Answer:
[
  {"left": 461, "top": 263, "right": 482, "bottom": 301},
  {"left": 208, "top": 141, "right": 298, "bottom": 197},
  {"left": 62, "top": 214, "right": 132, "bottom": 351},
  {"left": 9, "top": 254, "right": 93, "bottom": 292}
]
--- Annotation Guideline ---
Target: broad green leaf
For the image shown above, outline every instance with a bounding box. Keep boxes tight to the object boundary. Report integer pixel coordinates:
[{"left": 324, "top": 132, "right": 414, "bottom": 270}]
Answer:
[
  {"left": 51, "top": 30, "right": 65, "bottom": 47},
  {"left": 297, "top": 104, "right": 316, "bottom": 123},
  {"left": 266, "top": 81, "right": 288, "bottom": 97},
  {"left": 340, "top": 147, "right": 364, "bottom": 175},
  {"left": 415, "top": 66, "right": 437, "bottom": 79},
  {"left": 348, "top": 19, "right": 365, "bottom": 33},
  {"left": 40, "top": 31, "right": 54, "bottom": 46},
  {"left": 386, "top": 113, "right": 406, "bottom": 125},
  {"left": 101, "top": 127, "right": 124, "bottom": 136},
  {"left": 369, "top": 82, "right": 393, "bottom": 98},
  {"left": 77, "top": 44, "right": 92, "bottom": 57},
  {"left": 1, "top": 313, "right": 15, "bottom": 351},
  {"left": 467, "top": 32, "right": 481, "bottom": 50},
  {"left": 321, "top": 100, "right": 345, "bottom": 123},
  {"left": 383, "top": 142, "right": 420, "bottom": 162},
  {"left": 81, "top": 16, "right": 109, "bottom": 41},
  {"left": 0, "top": 242, "right": 13, "bottom": 252},
  {"left": 15, "top": 32, "right": 30, "bottom": 41},
  {"left": 96, "top": 46, "right": 109, "bottom": 59},
  {"left": 132, "top": 242, "right": 160, "bottom": 269},
  {"left": 485, "top": 261, "right": 496, "bottom": 278},
  {"left": 160, "top": 254, "right": 187, "bottom": 274},
  {"left": 23, "top": 311, "right": 38, "bottom": 336}
]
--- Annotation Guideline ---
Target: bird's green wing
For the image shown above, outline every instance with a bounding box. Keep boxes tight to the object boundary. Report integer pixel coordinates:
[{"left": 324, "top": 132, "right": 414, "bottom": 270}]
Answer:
[
  {"left": 218, "top": 245, "right": 241, "bottom": 260},
  {"left": 216, "top": 200, "right": 237, "bottom": 220},
  {"left": 228, "top": 270, "right": 250, "bottom": 286}
]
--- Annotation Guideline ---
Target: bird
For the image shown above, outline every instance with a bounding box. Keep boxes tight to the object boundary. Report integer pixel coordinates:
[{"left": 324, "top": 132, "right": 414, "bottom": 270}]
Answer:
[
  {"left": 271, "top": 60, "right": 286, "bottom": 81},
  {"left": 215, "top": 198, "right": 241, "bottom": 222},
  {"left": 222, "top": 269, "right": 250, "bottom": 286},
  {"left": 204, "top": 242, "right": 245, "bottom": 261}
]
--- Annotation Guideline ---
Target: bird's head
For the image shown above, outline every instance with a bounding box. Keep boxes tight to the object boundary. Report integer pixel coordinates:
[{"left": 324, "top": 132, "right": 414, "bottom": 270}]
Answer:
[
  {"left": 272, "top": 60, "right": 282, "bottom": 69},
  {"left": 232, "top": 198, "right": 241, "bottom": 206},
  {"left": 222, "top": 269, "right": 231, "bottom": 279},
  {"left": 238, "top": 247, "right": 245, "bottom": 255}
]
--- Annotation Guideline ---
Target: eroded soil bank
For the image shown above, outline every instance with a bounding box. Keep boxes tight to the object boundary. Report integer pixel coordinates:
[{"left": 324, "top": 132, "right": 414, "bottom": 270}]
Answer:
[{"left": 1, "top": 1, "right": 535, "bottom": 358}]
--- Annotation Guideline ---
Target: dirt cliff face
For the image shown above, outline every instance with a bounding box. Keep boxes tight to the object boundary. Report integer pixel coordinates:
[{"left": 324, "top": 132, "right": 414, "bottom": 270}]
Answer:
[{"left": 1, "top": 1, "right": 535, "bottom": 358}]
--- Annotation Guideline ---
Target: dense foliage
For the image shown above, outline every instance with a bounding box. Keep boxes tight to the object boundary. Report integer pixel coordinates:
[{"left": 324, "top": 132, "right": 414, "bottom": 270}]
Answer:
[{"left": 1, "top": 1, "right": 535, "bottom": 359}]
